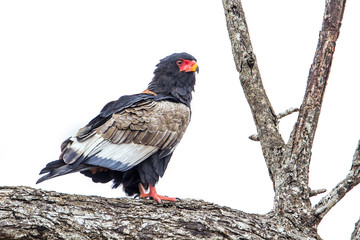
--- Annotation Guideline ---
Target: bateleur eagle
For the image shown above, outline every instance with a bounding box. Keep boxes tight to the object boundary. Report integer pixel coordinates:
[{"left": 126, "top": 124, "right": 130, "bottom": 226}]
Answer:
[{"left": 37, "top": 52, "right": 199, "bottom": 203}]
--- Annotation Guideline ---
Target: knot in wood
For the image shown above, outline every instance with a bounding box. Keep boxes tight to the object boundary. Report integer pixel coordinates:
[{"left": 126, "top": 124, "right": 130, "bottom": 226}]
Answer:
[{"left": 246, "top": 52, "right": 255, "bottom": 69}]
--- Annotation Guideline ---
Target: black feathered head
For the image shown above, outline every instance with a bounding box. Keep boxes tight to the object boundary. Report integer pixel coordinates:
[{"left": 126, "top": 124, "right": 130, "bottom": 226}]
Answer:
[{"left": 148, "top": 52, "right": 199, "bottom": 106}]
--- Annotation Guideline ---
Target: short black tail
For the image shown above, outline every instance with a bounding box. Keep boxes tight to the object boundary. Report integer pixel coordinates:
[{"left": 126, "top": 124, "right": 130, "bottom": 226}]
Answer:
[{"left": 36, "top": 160, "right": 92, "bottom": 184}]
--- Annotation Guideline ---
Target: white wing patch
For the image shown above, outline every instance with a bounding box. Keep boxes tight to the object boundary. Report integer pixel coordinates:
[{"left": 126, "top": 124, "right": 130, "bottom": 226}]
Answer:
[
  {"left": 93, "top": 141, "right": 157, "bottom": 167},
  {"left": 64, "top": 134, "right": 157, "bottom": 171}
]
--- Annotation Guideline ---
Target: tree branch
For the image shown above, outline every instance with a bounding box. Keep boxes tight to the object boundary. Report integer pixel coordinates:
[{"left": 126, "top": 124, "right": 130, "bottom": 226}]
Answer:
[
  {"left": 285, "top": 0, "right": 346, "bottom": 166},
  {"left": 222, "top": 0, "right": 285, "bottom": 184},
  {"left": 277, "top": 108, "right": 299, "bottom": 120},
  {"left": 222, "top": 0, "right": 354, "bottom": 237},
  {"left": 313, "top": 140, "right": 360, "bottom": 222},
  {"left": 0, "top": 186, "right": 321, "bottom": 240},
  {"left": 285, "top": 0, "right": 346, "bottom": 179},
  {"left": 309, "top": 188, "right": 327, "bottom": 198},
  {"left": 275, "top": 0, "right": 346, "bottom": 214}
]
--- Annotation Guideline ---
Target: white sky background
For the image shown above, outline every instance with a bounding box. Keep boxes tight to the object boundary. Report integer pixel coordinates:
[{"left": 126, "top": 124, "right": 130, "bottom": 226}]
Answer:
[{"left": 0, "top": 1, "right": 359, "bottom": 239}]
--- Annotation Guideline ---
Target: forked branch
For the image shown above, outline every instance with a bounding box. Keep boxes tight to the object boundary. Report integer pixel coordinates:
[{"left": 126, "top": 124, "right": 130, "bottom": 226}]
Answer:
[{"left": 223, "top": 0, "right": 351, "bottom": 231}]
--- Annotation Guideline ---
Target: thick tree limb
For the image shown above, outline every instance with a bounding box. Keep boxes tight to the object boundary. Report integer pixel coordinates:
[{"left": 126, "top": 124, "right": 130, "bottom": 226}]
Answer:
[
  {"left": 283, "top": 0, "right": 346, "bottom": 179},
  {"left": 0, "top": 186, "right": 321, "bottom": 240},
  {"left": 222, "top": 0, "right": 284, "bottom": 185},
  {"left": 274, "top": 0, "right": 346, "bottom": 216}
]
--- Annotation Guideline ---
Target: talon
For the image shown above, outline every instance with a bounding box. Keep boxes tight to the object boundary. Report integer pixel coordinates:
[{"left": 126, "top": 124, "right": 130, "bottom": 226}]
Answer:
[{"left": 138, "top": 183, "right": 176, "bottom": 204}]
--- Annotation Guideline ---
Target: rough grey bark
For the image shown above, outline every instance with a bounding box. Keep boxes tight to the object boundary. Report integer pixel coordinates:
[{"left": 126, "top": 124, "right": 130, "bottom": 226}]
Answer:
[
  {"left": 222, "top": 0, "right": 285, "bottom": 186},
  {"left": 0, "top": 186, "right": 312, "bottom": 240},
  {"left": 1, "top": 0, "right": 358, "bottom": 239},
  {"left": 223, "top": 0, "right": 359, "bottom": 238}
]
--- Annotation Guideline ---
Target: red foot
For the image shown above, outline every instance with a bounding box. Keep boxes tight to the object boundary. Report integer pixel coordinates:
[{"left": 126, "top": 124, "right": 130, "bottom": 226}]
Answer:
[{"left": 138, "top": 183, "right": 176, "bottom": 204}]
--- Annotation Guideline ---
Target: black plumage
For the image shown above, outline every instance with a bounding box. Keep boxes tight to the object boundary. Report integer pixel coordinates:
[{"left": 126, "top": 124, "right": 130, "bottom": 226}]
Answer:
[{"left": 37, "top": 52, "right": 198, "bottom": 203}]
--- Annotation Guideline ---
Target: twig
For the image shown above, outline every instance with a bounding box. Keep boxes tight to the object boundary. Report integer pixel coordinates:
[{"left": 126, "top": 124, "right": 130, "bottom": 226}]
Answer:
[
  {"left": 309, "top": 188, "right": 327, "bottom": 197},
  {"left": 277, "top": 108, "right": 299, "bottom": 120},
  {"left": 248, "top": 134, "right": 260, "bottom": 141}
]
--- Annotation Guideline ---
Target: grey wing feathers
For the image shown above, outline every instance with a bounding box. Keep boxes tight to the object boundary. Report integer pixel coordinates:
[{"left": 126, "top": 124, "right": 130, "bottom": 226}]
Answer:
[{"left": 60, "top": 100, "right": 190, "bottom": 172}]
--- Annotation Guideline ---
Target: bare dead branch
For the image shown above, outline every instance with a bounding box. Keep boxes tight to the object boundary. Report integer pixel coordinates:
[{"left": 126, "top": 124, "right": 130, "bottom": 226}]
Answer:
[
  {"left": 288, "top": 0, "right": 346, "bottom": 147},
  {"left": 275, "top": 0, "right": 347, "bottom": 215},
  {"left": 222, "top": 0, "right": 352, "bottom": 236},
  {"left": 284, "top": 0, "right": 346, "bottom": 170},
  {"left": 313, "top": 140, "right": 360, "bottom": 222},
  {"left": 222, "top": 0, "right": 284, "bottom": 183},
  {"left": 277, "top": 108, "right": 299, "bottom": 120}
]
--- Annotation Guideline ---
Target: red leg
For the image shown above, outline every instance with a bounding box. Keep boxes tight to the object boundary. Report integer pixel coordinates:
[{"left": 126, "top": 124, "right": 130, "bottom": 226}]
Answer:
[
  {"left": 138, "top": 183, "right": 147, "bottom": 196},
  {"left": 138, "top": 183, "right": 176, "bottom": 204}
]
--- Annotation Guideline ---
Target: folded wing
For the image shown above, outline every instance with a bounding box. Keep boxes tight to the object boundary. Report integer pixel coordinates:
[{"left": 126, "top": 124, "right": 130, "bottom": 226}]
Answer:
[{"left": 38, "top": 98, "right": 190, "bottom": 183}]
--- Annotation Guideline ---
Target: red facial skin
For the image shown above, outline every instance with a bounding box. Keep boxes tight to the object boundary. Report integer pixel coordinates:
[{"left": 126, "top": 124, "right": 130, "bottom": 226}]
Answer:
[{"left": 177, "top": 59, "right": 198, "bottom": 72}]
